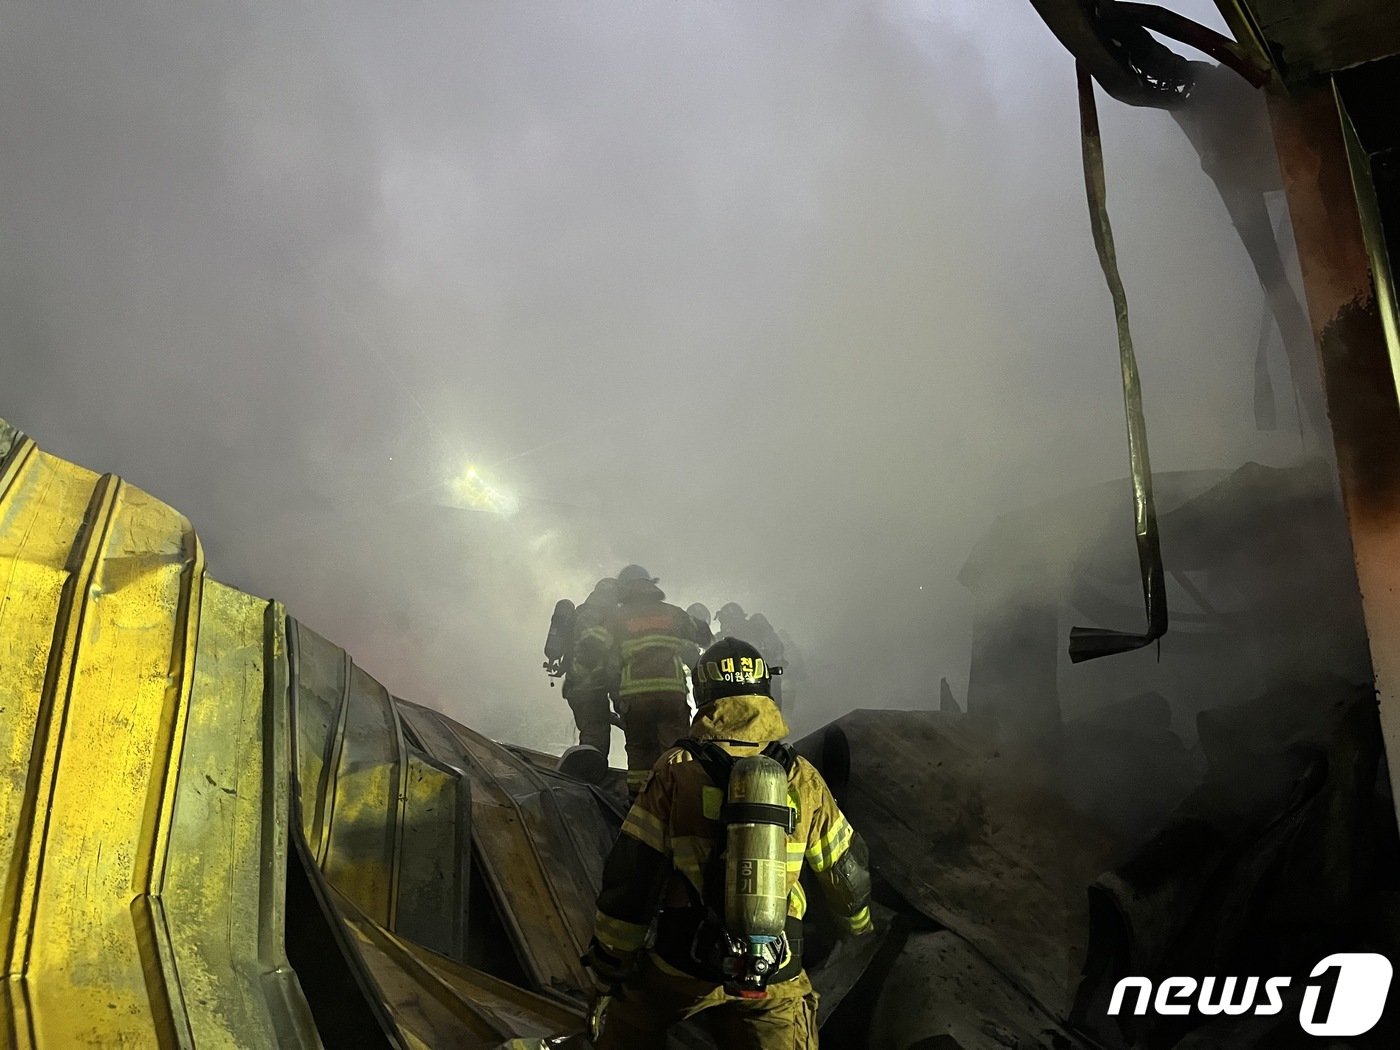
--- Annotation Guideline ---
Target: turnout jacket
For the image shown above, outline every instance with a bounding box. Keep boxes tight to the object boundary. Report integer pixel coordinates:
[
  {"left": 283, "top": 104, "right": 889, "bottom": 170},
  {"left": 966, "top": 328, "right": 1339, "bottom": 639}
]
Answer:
[
  {"left": 593, "top": 694, "right": 873, "bottom": 966},
  {"left": 581, "top": 581, "right": 706, "bottom": 702},
  {"left": 562, "top": 596, "right": 618, "bottom": 699}
]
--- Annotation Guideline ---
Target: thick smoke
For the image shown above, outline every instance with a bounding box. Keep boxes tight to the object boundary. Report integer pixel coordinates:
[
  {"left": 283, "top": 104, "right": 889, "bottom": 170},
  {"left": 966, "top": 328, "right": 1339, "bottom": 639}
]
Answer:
[{"left": 0, "top": 1, "right": 1356, "bottom": 749}]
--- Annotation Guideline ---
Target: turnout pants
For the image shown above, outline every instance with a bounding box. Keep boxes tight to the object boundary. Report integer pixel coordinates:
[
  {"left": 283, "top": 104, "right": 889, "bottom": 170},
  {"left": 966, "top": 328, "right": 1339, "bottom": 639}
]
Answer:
[
  {"left": 618, "top": 691, "right": 691, "bottom": 795},
  {"left": 597, "top": 960, "right": 818, "bottom": 1050},
  {"left": 565, "top": 688, "right": 612, "bottom": 761}
]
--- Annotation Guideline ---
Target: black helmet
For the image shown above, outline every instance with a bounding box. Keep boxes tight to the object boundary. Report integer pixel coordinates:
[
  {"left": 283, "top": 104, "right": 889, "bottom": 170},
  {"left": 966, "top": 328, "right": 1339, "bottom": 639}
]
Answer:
[
  {"left": 686, "top": 602, "right": 711, "bottom": 624},
  {"left": 692, "top": 637, "right": 772, "bottom": 708},
  {"left": 586, "top": 577, "right": 619, "bottom": 605},
  {"left": 617, "top": 564, "right": 657, "bottom": 585},
  {"left": 716, "top": 602, "right": 745, "bottom": 621}
]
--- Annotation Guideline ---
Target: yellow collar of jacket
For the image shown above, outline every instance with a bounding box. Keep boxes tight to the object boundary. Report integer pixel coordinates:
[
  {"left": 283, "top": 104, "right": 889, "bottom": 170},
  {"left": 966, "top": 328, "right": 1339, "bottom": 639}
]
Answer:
[{"left": 689, "top": 693, "right": 789, "bottom": 745}]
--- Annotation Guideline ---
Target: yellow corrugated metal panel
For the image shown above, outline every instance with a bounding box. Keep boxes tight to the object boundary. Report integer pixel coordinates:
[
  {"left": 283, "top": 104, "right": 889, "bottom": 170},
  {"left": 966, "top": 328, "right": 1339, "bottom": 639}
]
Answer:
[
  {"left": 0, "top": 432, "right": 81, "bottom": 951},
  {"left": 450, "top": 728, "right": 597, "bottom": 949},
  {"left": 290, "top": 622, "right": 466, "bottom": 945},
  {"left": 394, "top": 703, "right": 593, "bottom": 1004},
  {"left": 319, "top": 663, "right": 405, "bottom": 927},
  {"left": 3, "top": 449, "right": 200, "bottom": 1045},
  {"left": 389, "top": 932, "right": 582, "bottom": 1039},
  {"left": 0, "top": 417, "right": 605, "bottom": 1046},
  {"left": 394, "top": 752, "right": 467, "bottom": 960},
  {"left": 0, "top": 420, "right": 317, "bottom": 1048},
  {"left": 287, "top": 619, "right": 349, "bottom": 859},
  {"left": 166, "top": 585, "right": 320, "bottom": 1048}
]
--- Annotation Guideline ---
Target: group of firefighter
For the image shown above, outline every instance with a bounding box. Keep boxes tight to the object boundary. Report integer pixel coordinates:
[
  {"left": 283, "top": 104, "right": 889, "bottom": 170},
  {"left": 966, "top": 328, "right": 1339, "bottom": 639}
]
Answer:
[{"left": 544, "top": 565, "right": 871, "bottom": 1048}]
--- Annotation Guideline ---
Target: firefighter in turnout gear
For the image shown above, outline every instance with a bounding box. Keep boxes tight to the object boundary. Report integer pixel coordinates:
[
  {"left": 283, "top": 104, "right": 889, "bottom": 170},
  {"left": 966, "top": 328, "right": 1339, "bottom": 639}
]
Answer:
[
  {"left": 715, "top": 601, "right": 748, "bottom": 642},
  {"left": 741, "top": 613, "right": 785, "bottom": 710},
  {"left": 562, "top": 577, "right": 620, "bottom": 760},
  {"left": 585, "top": 565, "right": 709, "bottom": 795},
  {"left": 584, "top": 638, "right": 873, "bottom": 1049},
  {"left": 713, "top": 605, "right": 787, "bottom": 708},
  {"left": 686, "top": 602, "right": 715, "bottom": 648}
]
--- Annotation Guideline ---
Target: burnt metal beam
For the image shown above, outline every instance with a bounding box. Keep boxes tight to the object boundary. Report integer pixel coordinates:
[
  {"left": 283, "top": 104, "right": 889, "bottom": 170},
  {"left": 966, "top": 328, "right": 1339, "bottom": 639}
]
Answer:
[{"left": 1268, "top": 72, "right": 1400, "bottom": 821}]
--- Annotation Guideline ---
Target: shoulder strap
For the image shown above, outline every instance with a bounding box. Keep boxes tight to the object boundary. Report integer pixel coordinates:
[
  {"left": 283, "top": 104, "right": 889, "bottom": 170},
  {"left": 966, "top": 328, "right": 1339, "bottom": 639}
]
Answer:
[
  {"left": 673, "top": 739, "right": 733, "bottom": 913},
  {"left": 761, "top": 741, "right": 796, "bottom": 773},
  {"left": 676, "top": 738, "right": 736, "bottom": 789},
  {"left": 678, "top": 738, "right": 796, "bottom": 781}
]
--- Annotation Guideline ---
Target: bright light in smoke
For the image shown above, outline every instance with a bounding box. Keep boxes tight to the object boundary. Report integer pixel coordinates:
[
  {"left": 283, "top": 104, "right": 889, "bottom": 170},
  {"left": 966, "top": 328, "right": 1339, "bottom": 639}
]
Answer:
[{"left": 450, "top": 464, "right": 520, "bottom": 517}]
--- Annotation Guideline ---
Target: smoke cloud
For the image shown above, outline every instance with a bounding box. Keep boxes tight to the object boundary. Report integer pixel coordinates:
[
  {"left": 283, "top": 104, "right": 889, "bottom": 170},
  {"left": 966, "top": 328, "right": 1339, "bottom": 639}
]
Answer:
[{"left": 0, "top": 1, "right": 1355, "bottom": 749}]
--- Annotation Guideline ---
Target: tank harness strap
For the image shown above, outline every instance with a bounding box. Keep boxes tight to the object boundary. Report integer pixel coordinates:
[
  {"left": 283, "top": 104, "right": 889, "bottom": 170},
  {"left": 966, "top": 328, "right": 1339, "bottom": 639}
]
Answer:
[{"left": 721, "top": 801, "right": 796, "bottom": 834}]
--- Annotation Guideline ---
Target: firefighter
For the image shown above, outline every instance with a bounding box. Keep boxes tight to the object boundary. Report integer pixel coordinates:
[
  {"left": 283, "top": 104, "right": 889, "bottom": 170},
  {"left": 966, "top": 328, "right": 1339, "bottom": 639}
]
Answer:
[
  {"left": 584, "top": 637, "right": 873, "bottom": 1049},
  {"left": 562, "top": 577, "right": 620, "bottom": 760},
  {"left": 584, "top": 564, "right": 708, "bottom": 795},
  {"left": 714, "top": 605, "right": 786, "bottom": 709},
  {"left": 686, "top": 602, "right": 715, "bottom": 648},
  {"left": 743, "top": 613, "right": 785, "bottom": 709},
  {"left": 714, "top": 602, "right": 748, "bottom": 642}
]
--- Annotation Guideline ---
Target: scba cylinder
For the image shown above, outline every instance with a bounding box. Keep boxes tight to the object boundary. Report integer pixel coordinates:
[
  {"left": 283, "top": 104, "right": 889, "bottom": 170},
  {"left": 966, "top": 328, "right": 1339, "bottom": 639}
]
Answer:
[{"left": 724, "top": 755, "right": 791, "bottom": 947}]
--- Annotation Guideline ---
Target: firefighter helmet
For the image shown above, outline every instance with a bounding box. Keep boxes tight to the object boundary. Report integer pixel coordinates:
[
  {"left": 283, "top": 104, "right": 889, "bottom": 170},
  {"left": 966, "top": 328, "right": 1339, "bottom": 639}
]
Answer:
[
  {"left": 692, "top": 637, "right": 771, "bottom": 708},
  {"left": 716, "top": 602, "right": 745, "bottom": 622},
  {"left": 617, "top": 564, "right": 656, "bottom": 585},
  {"left": 586, "top": 577, "right": 619, "bottom": 605}
]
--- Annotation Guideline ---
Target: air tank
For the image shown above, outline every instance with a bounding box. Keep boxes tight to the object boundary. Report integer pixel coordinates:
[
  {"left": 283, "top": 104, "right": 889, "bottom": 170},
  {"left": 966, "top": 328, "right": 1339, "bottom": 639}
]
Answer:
[
  {"left": 543, "top": 598, "right": 575, "bottom": 676},
  {"left": 724, "top": 755, "right": 791, "bottom": 952}
]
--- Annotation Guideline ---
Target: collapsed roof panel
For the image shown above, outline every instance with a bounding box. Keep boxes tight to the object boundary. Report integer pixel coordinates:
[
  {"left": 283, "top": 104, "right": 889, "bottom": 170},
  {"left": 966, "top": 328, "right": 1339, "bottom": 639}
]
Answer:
[
  {"left": 333, "top": 886, "right": 579, "bottom": 1048},
  {"left": 0, "top": 417, "right": 592, "bottom": 1046},
  {"left": 394, "top": 701, "right": 600, "bottom": 1005},
  {"left": 0, "top": 424, "right": 321, "bottom": 1048},
  {"left": 288, "top": 620, "right": 470, "bottom": 965}
]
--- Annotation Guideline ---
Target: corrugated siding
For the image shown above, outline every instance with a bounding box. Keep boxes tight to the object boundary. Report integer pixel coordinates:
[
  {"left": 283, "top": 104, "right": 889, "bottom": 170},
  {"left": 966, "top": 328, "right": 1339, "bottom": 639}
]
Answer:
[
  {"left": 396, "top": 701, "right": 602, "bottom": 1006},
  {"left": 0, "top": 417, "right": 608, "bottom": 1045},
  {"left": 0, "top": 422, "right": 320, "bottom": 1048}
]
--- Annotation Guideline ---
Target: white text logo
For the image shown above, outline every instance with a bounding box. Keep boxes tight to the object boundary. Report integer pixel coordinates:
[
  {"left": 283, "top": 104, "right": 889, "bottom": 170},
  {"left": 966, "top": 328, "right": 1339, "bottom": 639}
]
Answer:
[{"left": 1107, "top": 953, "right": 1392, "bottom": 1037}]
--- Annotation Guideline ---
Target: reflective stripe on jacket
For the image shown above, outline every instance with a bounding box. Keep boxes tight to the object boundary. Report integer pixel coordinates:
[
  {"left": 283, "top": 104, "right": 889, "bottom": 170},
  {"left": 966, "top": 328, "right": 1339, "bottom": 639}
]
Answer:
[{"left": 584, "top": 583, "right": 705, "bottom": 700}]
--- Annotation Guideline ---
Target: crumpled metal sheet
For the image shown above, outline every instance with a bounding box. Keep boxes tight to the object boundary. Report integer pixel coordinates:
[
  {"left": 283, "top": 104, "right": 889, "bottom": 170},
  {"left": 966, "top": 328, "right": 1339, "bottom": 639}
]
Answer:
[
  {"left": 288, "top": 620, "right": 473, "bottom": 964},
  {"left": 395, "top": 700, "right": 610, "bottom": 1006},
  {"left": 0, "top": 416, "right": 592, "bottom": 1047},
  {"left": 797, "top": 710, "right": 1120, "bottom": 1021},
  {"left": 0, "top": 420, "right": 320, "bottom": 1048},
  {"left": 333, "top": 886, "right": 582, "bottom": 1048}
]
